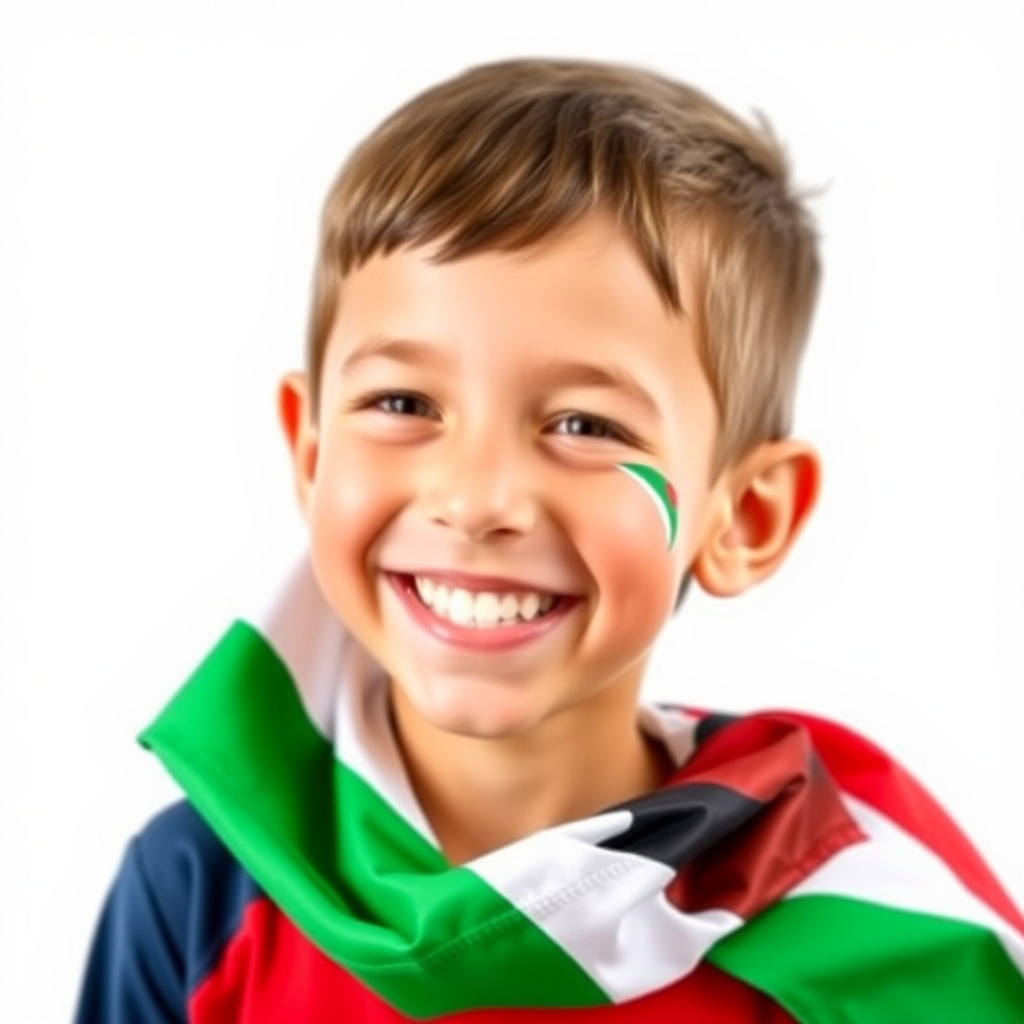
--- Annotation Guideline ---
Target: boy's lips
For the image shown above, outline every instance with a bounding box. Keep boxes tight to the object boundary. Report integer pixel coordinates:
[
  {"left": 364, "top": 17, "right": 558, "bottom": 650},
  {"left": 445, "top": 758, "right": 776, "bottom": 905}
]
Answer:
[
  {"left": 385, "top": 572, "right": 580, "bottom": 652},
  {"left": 394, "top": 568, "right": 572, "bottom": 594}
]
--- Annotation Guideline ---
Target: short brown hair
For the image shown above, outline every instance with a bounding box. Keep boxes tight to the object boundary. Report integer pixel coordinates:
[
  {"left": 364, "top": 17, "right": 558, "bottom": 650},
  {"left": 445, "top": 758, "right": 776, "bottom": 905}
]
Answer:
[{"left": 306, "top": 59, "right": 819, "bottom": 475}]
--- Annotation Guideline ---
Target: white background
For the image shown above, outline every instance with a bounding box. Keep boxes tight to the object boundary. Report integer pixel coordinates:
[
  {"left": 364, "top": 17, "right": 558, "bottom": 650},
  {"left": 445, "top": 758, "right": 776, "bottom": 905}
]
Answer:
[{"left": 1, "top": 1, "right": 1022, "bottom": 1019}]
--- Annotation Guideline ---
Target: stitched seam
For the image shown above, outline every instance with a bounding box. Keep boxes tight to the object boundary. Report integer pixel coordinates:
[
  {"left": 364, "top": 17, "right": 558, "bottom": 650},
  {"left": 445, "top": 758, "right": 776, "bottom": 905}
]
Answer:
[{"left": 411, "top": 858, "right": 648, "bottom": 971}]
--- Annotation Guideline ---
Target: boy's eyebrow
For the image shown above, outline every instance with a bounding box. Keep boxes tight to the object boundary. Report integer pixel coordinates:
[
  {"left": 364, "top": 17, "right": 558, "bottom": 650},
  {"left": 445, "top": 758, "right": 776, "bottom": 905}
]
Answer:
[
  {"left": 544, "top": 360, "right": 661, "bottom": 419},
  {"left": 340, "top": 339, "right": 660, "bottom": 418},
  {"left": 339, "top": 335, "right": 452, "bottom": 376}
]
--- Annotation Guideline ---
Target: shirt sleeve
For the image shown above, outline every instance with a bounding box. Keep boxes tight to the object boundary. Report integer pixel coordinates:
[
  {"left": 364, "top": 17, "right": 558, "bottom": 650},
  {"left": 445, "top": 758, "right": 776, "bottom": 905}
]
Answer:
[{"left": 73, "top": 837, "right": 187, "bottom": 1024}]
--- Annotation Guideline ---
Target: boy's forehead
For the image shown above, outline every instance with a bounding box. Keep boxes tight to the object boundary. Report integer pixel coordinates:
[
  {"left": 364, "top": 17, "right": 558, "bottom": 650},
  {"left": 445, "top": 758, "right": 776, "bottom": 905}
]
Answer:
[{"left": 327, "top": 214, "right": 697, "bottom": 359}]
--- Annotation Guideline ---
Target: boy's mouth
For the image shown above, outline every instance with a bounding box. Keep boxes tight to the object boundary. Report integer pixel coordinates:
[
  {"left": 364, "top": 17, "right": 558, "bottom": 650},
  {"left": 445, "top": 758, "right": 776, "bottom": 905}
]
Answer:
[
  {"left": 386, "top": 572, "right": 579, "bottom": 652},
  {"left": 408, "top": 574, "right": 563, "bottom": 629}
]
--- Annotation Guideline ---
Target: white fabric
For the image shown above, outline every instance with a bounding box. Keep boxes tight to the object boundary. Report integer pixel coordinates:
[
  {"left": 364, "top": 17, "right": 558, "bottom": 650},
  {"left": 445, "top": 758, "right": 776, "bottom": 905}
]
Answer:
[
  {"left": 793, "top": 795, "right": 1024, "bottom": 975},
  {"left": 470, "top": 812, "right": 743, "bottom": 1002}
]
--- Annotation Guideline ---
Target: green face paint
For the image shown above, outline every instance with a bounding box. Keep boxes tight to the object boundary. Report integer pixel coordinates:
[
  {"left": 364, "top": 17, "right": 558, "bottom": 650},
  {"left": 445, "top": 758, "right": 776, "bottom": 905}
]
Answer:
[{"left": 617, "top": 463, "right": 679, "bottom": 550}]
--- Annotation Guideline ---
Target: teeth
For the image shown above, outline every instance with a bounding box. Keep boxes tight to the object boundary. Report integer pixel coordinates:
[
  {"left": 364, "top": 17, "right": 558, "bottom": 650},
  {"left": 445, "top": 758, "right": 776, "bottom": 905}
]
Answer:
[
  {"left": 447, "top": 588, "right": 474, "bottom": 625},
  {"left": 474, "top": 592, "right": 501, "bottom": 626},
  {"left": 498, "top": 593, "right": 518, "bottom": 622},
  {"left": 413, "top": 577, "right": 560, "bottom": 628}
]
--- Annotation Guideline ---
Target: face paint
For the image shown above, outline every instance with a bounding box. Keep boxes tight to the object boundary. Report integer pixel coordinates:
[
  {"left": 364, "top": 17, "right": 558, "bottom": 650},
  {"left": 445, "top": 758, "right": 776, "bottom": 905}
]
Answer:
[{"left": 617, "top": 463, "right": 679, "bottom": 550}]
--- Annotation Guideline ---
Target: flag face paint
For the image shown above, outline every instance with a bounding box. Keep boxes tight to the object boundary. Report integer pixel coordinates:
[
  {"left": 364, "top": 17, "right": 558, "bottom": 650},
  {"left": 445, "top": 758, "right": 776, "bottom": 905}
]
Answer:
[{"left": 617, "top": 463, "right": 679, "bottom": 549}]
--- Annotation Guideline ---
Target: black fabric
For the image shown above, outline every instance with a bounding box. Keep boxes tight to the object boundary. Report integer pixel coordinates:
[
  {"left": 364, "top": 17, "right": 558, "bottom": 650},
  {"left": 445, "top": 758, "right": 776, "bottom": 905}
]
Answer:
[
  {"left": 599, "top": 781, "right": 764, "bottom": 868},
  {"left": 694, "top": 712, "right": 738, "bottom": 746}
]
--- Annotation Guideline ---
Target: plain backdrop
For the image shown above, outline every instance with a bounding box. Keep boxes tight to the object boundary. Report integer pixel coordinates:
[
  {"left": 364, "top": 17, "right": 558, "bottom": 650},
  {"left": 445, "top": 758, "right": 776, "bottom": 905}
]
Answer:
[{"left": 1, "top": 1, "right": 1022, "bottom": 1019}]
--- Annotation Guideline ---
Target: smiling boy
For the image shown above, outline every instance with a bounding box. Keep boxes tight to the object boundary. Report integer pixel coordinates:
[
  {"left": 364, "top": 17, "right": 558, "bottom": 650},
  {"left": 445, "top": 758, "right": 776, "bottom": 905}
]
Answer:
[
  {"left": 76, "top": 60, "right": 1024, "bottom": 1023},
  {"left": 282, "top": 210, "right": 792, "bottom": 863}
]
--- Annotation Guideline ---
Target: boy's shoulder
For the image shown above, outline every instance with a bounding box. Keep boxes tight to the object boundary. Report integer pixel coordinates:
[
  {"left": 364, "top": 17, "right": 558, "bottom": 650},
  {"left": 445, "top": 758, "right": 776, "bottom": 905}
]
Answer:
[
  {"left": 135, "top": 797, "right": 236, "bottom": 870},
  {"left": 131, "top": 799, "right": 262, "bottom": 928},
  {"left": 74, "top": 801, "right": 263, "bottom": 1024}
]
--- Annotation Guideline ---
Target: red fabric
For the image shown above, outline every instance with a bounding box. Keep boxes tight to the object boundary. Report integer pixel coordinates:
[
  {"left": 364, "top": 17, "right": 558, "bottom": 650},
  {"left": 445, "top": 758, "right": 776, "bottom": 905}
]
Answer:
[
  {"left": 665, "top": 715, "right": 865, "bottom": 918},
  {"left": 190, "top": 896, "right": 796, "bottom": 1023},
  {"left": 766, "top": 709, "right": 1024, "bottom": 934}
]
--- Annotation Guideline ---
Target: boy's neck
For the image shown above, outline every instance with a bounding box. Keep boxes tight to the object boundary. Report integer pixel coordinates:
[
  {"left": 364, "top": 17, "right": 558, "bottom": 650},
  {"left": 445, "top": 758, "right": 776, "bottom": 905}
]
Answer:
[{"left": 389, "top": 674, "right": 673, "bottom": 865}]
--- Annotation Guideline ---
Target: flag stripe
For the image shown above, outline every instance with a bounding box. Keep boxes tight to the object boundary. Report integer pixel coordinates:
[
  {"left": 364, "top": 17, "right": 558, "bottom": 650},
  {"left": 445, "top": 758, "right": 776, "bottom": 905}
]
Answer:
[
  {"left": 191, "top": 894, "right": 798, "bottom": 1024},
  {"left": 141, "top": 621, "right": 607, "bottom": 1017},
  {"left": 469, "top": 814, "right": 745, "bottom": 1003},
  {"left": 263, "top": 556, "right": 439, "bottom": 842},
  {"left": 707, "top": 794, "right": 1024, "bottom": 1022},
  {"left": 709, "top": 895, "right": 1024, "bottom": 1024},
  {"left": 607, "top": 717, "right": 863, "bottom": 919},
  {"left": 777, "top": 710, "right": 1024, "bottom": 934},
  {"left": 796, "top": 795, "right": 1024, "bottom": 975},
  {"left": 255, "top": 556, "right": 348, "bottom": 737},
  {"left": 599, "top": 782, "right": 767, "bottom": 867},
  {"left": 671, "top": 715, "right": 839, "bottom": 806},
  {"left": 330, "top": 637, "right": 440, "bottom": 845}
]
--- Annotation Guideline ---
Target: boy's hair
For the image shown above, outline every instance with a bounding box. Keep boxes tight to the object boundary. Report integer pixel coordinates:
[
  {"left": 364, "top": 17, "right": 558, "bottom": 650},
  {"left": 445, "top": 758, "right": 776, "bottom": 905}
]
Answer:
[{"left": 306, "top": 59, "right": 819, "bottom": 476}]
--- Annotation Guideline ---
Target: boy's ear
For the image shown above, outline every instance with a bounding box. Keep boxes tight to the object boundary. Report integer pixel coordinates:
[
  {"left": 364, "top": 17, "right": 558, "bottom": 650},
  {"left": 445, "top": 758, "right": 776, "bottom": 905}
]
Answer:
[
  {"left": 278, "top": 371, "right": 319, "bottom": 521},
  {"left": 692, "top": 440, "right": 820, "bottom": 597}
]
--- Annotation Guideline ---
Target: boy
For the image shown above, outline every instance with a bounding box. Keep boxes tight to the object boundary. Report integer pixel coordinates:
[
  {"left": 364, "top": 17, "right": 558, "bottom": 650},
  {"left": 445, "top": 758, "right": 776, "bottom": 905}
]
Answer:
[{"left": 75, "top": 59, "right": 1024, "bottom": 1023}]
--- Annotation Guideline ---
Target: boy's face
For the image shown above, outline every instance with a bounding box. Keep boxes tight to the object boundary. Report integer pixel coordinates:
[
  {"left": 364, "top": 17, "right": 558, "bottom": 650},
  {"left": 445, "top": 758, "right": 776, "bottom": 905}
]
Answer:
[{"left": 290, "top": 213, "right": 725, "bottom": 743}]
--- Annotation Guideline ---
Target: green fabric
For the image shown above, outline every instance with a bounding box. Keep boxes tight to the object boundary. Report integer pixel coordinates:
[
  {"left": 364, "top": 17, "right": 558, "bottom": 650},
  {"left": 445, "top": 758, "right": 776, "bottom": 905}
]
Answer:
[
  {"left": 140, "top": 621, "right": 606, "bottom": 1018},
  {"left": 709, "top": 893, "right": 1024, "bottom": 1024}
]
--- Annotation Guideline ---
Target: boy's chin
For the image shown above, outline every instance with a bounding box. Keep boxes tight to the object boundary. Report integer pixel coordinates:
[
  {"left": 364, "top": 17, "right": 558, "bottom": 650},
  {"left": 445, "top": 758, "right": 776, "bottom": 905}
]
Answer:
[{"left": 394, "top": 675, "right": 553, "bottom": 743}]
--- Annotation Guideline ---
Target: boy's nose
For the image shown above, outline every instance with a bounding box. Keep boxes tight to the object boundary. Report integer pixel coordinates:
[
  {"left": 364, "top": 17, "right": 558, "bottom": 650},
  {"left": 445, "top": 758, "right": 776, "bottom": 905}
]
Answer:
[{"left": 420, "top": 431, "right": 537, "bottom": 542}]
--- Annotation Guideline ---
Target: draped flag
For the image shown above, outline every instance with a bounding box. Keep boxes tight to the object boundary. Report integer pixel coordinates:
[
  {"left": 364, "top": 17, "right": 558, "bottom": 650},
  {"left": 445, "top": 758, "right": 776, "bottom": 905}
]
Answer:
[{"left": 141, "top": 557, "right": 1024, "bottom": 1022}]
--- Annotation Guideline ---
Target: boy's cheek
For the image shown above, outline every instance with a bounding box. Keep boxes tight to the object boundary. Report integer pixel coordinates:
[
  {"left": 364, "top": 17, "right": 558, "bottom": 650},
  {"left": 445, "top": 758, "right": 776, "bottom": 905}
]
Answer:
[
  {"left": 570, "top": 476, "right": 687, "bottom": 637},
  {"left": 311, "top": 438, "right": 408, "bottom": 527},
  {"left": 306, "top": 444, "right": 406, "bottom": 607}
]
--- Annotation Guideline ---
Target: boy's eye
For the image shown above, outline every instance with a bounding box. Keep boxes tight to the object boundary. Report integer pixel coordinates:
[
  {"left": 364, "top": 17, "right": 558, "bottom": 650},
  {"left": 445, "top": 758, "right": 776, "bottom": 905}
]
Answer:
[
  {"left": 550, "top": 412, "right": 628, "bottom": 441},
  {"left": 370, "top": 392, "right": 437, "bottom": 418}
]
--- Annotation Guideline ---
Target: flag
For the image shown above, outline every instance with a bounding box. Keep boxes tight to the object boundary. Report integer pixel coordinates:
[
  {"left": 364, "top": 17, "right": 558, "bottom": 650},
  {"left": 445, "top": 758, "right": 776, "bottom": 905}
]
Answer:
[
  {"left": 141, "top": 557, "right": 1024, "bottom": 1022},
  {"left": 617, "top": 463, "right": 678, "bottom": 548}
]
